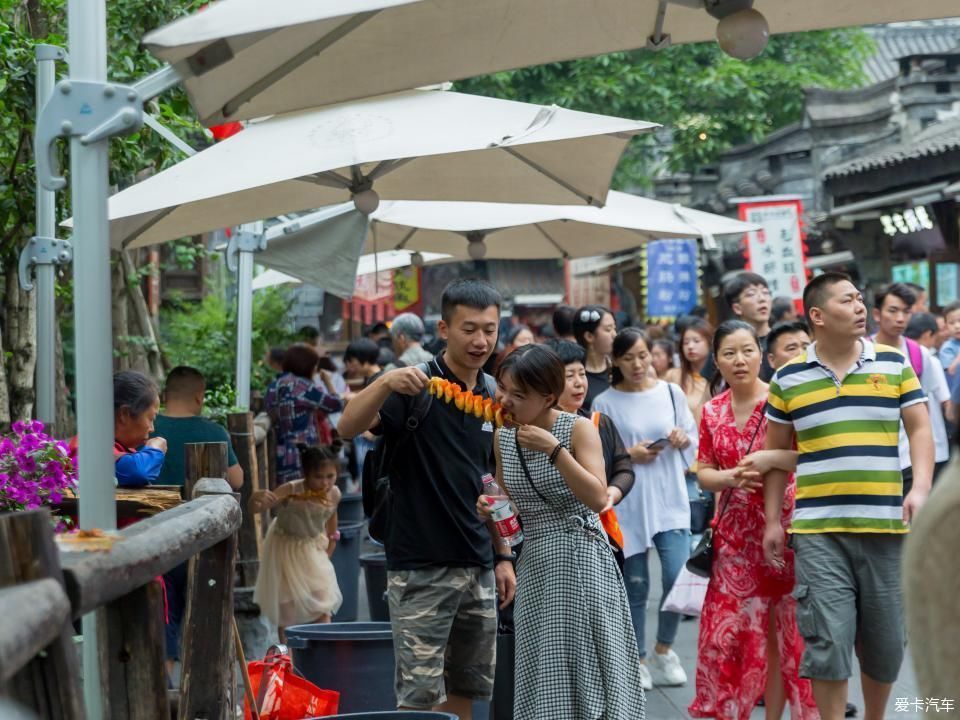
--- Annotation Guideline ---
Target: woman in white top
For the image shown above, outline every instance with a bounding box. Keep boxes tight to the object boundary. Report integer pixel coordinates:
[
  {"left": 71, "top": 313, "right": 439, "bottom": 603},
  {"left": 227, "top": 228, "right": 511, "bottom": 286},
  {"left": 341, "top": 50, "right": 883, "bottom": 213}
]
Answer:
[{"left": 592, "top": 327, "right": 697, "bottom": 692}]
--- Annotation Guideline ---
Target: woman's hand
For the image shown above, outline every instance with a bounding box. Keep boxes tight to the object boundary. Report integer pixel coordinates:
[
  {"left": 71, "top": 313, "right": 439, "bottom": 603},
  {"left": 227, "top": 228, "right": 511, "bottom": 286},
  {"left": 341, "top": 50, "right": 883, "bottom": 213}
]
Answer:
[
  {"left": 145, "top": 436, "right": 167, "bottom": 453},
  {"left": 251, "top": 489, "right": 278, "bottom": 512},
  {"left": 738, "top": 450, "right": 778, "bottom": 477},
  {"left": 734, "top": 469, "right": 763, "bottom": 493},
  {"left": 601, "top": 486, "right": 623, "bottom": 513},
  {"left": 628, "top": 441, "right": 662, "bottom": 465},
  {"left": 667, "top": 427, "right": 690, "bottom": 450},
  {"left": 516, "top": 424, "right": 559, "bottom": 454},
  {"left": 476, "top": 494, "right": 505, "bottom": 521}
]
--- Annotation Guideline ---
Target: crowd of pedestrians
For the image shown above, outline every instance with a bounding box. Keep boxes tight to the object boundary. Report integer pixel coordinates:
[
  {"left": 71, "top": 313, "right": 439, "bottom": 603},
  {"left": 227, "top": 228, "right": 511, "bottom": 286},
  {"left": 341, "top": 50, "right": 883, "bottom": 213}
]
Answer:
[{"left": 93, "top": 265, "right": 950, "bottom": 719}]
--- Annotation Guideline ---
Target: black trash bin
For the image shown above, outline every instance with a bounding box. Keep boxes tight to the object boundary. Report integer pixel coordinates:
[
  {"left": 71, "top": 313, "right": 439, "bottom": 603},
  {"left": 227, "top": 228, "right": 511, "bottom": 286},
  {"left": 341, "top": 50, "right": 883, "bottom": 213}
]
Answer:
[
  {"left": 286, "top": 622, "right": 396, "bottom": 714},
  {"left": 360, "top": 553, "right": 390, "bottom": 621},
  {"left": 315, "top": 713, "right": 457, "bottom": 720},
  {"left": 339, "top": 493, "right": 364, "bottom": 524},
  {"left": 331, "top": 521, "right": 363, "bottom": 621}
]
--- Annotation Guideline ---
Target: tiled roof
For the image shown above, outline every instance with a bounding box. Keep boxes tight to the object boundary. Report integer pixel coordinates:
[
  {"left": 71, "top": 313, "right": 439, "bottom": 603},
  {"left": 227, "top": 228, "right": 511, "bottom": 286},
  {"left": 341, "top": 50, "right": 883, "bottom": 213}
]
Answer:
[
  {"left": 823, "top": 117, "right": 960, "bottom": 179},
  {"left": 863, "top": 24, "right": 960, "bottom": 83}
]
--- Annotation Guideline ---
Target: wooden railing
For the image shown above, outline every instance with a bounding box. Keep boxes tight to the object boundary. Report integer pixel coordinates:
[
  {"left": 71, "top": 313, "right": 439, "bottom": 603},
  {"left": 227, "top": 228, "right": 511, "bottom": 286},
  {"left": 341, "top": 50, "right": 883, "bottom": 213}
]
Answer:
[{"left": 0, "top": 475, "right": 241, "bottom": 719}]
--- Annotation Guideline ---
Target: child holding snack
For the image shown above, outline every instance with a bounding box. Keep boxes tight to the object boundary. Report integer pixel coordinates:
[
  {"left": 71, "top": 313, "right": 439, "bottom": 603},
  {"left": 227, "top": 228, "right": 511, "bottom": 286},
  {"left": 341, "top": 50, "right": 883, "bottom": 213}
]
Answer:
[{"left": 252, "top": 445, "right": 343, "bottom": 632}]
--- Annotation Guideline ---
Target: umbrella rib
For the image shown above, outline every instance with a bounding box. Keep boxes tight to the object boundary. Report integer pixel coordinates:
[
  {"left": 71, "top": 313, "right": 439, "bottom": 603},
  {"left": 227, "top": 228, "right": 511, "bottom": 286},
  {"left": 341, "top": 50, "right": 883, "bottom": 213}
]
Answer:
[
  {"left": 297, "top": 171, "right": 353, "bottom": 189},
  {"left": 394, "top": 226, "right": 418, "bottom": 250},
  {"left": 119, "top": 205, "right": 180, "bottom": 248},
  {"left": 366, "top": 158, "right": 414, "bottom": 182},
  {"left": 533, "top": 223, "right": 570, "bottom": 259},
  {"left": 501, "top": 147, "right": 600, "bottom": 207},
  {"left": 221, "top": 10, "right": 382, "bottom": 119}
]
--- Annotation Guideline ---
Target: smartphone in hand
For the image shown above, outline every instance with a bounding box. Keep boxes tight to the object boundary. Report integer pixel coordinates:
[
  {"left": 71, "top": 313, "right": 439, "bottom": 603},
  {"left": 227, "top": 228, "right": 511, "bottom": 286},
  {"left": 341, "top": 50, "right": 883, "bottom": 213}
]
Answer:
[{"left": 647, "top": 437, "right": 670, "bottom": 451}]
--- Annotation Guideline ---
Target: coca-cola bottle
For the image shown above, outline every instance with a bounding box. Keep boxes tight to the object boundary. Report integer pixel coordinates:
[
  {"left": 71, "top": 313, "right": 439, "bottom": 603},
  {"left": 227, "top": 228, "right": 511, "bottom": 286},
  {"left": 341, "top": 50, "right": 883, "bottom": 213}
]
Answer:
[{"left": 482, "top": 474, "right": 524, "bottom": 546}]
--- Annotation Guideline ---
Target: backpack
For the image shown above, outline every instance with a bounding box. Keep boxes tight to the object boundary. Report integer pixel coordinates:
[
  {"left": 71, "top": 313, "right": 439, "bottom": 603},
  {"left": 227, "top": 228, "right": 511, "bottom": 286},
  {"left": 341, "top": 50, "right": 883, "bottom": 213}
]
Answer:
[
  {"left": 904, "top": 337, "right": 924, "bottom": 381},
  {"left": 361, "top": 362, "right": 497, "bottom": 544}
]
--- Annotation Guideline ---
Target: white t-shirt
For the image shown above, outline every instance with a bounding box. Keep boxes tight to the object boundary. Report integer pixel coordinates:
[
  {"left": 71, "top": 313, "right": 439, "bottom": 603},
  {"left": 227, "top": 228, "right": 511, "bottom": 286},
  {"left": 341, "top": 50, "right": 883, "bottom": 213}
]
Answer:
[
  {"left": 897, "top": 339, "right": 950, "bottom": 468},
  {"left": 592, "top": 381, "right": 698, "bottom": 556}
]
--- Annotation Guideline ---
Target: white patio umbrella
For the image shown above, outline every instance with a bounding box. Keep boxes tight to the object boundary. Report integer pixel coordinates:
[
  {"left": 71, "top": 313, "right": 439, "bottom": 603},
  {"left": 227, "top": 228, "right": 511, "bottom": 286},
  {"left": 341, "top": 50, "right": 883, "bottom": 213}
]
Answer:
[
  {"left": 143, "top": 0, "right": 960, "bottom": 124},
  {"left": 365, "top": 190, "right": 757, "bottom": 259},
  {"left": 102, "top": 88, "right": 656, "bottom": 249}
]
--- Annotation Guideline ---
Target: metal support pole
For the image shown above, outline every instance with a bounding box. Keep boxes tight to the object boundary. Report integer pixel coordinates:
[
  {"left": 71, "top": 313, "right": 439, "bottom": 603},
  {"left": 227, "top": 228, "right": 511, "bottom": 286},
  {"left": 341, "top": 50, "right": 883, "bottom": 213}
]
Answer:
[
  {"left": 68, "top": 3, "right": 114, "bottom": 718},
  {"left": 232, "top": 221, "right": 264, "bottom": 409},
  {"left": 34, "top": 45, "right": 63, "bottom": 427}
]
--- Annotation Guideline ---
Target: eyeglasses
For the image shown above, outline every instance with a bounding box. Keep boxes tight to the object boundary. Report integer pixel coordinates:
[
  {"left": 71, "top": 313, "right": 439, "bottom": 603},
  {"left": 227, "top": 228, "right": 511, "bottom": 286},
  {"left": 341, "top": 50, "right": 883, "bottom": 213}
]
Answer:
[
  {"left": 579, "top": 309, "right": 602, "bottom": 323},
  {"left": 739, "top": 287, "right": 772, "bottom": 301}
]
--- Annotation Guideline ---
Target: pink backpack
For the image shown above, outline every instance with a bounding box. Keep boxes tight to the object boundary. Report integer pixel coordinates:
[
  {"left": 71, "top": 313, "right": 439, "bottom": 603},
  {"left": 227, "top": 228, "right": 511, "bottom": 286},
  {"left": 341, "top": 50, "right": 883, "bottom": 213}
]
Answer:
[{"left": 873, "top": 335, "right": 923, "bottom": 380}]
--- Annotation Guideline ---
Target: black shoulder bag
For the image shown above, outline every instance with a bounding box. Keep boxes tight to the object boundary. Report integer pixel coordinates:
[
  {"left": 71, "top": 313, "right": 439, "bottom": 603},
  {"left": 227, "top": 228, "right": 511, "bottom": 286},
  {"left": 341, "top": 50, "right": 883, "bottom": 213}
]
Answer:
[
  {"left": 362, "top": 362, "right": 434, "bottom": 543},
  {"left": 685, "top": 416, "right": 762, "bottom": 578}
]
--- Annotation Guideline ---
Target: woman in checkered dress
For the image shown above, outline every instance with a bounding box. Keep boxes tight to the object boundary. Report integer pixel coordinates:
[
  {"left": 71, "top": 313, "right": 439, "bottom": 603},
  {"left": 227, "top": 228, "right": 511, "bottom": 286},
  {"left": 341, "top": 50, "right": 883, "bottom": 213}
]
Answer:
[{"left": 485, "top": 345, "right": 646, "bottom": 720}]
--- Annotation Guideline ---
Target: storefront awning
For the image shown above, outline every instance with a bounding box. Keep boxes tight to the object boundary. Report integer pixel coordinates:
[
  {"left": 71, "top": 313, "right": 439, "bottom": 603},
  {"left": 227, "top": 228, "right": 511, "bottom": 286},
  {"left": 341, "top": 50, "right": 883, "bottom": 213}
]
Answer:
[{"left": 829, "top": 181, "right": 950, "bottom": 218}]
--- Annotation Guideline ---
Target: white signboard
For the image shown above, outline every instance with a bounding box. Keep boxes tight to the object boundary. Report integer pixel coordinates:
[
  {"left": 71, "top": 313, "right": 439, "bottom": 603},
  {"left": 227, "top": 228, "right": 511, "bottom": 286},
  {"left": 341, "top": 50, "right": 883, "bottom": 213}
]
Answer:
[{"left": 739, "top": 198, "right": 806, "bottom": 302}]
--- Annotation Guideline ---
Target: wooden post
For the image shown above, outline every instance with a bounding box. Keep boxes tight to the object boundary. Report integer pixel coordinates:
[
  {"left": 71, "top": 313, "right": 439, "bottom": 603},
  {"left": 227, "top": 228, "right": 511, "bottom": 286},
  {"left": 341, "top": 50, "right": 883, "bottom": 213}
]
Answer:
[
  {"left": 179, "top": 478, "right": 239, "bottom": 720},
  {"left": 266, "top": 426, "right": 278, "bottom": 491},
  {"left": 0, "top": 509, "right": 83, "bottom": 719},
  {"left": 184, "top": 441, "right": 228, "bottom": 500},
  {"left": 228, "top": 412, "right": 262, "bottom": 587},
  {"left": 255, "top": 431, "right": 271, "bottom": 538},
  {"left": 100, "top": 581, "right": 169, "bottom": 720}
]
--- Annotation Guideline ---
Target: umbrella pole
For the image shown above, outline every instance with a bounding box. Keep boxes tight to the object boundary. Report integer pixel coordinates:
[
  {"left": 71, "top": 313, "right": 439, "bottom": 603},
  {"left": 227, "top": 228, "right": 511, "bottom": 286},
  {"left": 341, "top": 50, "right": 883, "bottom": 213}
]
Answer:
[
  {"left": 32, "top": 45, "right": 65, "bottom": 427},
  {"left": 67, "top": 2, "right": 117, "bottom": 718},
  {"left": 234, "top": 221, "right": 263, "bottom": 410}
]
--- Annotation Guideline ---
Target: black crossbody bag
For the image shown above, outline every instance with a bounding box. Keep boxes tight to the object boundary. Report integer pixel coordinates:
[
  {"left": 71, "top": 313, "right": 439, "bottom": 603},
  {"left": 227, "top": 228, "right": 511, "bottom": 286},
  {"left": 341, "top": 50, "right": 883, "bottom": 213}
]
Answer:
[{"left": 686, "top": 417, "right": 762, "bottom": 578}]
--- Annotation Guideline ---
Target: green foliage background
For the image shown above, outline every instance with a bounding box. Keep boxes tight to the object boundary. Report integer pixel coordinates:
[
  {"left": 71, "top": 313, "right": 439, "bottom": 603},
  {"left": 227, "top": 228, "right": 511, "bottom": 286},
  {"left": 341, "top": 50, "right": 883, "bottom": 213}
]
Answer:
[{"left": 458, "top": 29, "right": 875, "bottom": 185}]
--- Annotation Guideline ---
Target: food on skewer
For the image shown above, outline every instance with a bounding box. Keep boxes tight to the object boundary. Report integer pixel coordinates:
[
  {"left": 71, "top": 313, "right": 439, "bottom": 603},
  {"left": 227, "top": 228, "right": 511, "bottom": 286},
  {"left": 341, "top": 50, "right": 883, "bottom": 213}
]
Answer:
[{"left": 425, "top": 378, "right": 514, "bottom": 427}]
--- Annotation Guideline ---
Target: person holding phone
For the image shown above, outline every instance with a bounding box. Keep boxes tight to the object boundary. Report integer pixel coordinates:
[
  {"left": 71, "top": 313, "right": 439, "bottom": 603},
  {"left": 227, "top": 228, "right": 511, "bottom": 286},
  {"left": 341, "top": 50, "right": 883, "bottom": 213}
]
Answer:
[{"left": 592, "top": 327, "right": 698, "bottom": 690}]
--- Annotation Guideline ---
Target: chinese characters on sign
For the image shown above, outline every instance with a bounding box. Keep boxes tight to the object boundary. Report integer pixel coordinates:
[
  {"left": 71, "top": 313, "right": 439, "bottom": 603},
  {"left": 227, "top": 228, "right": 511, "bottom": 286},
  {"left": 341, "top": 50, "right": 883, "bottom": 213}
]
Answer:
[
  {"left": 894, "top": 697, "right": 955, "bottom": 713},
  {"left": 738, "top": 198, "right": 807, "bottom": 303},
  {"left": 643, "top": 239, "right": 699, "bottom": 320},
  {"left": 392, "top": 266, "right": 420, "bottom": 311},
  {"left": 881, "top": 206, "right": 935, "bottom": 237}
]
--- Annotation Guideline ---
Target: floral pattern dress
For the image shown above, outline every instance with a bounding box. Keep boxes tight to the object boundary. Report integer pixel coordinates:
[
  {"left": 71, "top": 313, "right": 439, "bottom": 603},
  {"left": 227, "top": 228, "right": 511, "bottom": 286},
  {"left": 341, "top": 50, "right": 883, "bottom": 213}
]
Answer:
[{"left": 688, "top": 389, "right": 818, "bottom": 720}]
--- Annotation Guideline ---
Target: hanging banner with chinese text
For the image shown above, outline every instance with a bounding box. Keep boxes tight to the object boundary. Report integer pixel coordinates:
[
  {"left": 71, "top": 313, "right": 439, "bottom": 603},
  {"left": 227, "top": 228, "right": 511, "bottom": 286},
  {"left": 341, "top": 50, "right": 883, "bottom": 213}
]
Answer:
[
  {"left": 738, "top": 197, "right": 807, "bottom": 304},
  {"left": 642, "top": 239, "right": 700, "bottom": 321},
  {"left": 393, "top": 266, "right": 421, "bottom": 311}
]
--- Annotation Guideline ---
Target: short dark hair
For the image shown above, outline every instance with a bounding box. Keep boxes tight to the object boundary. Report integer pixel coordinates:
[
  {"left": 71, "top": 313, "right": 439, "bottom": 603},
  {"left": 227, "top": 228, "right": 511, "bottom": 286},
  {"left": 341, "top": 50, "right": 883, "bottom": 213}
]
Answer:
[
  {"left": 268, "top": 346, "right": 286, "bottom": 366},
  {"left": 164, "top": 366, "right": 205, "bottom": 400},
  {"left": 771, "top": 296, "right": 795, "bottom": 324},
  {"left": 905, "top": 282, "right": 926, "bottom": 297},
  {"left": 723, "top": 272, "right": 769, "bottom": 308},
  {"left": 297, "top": 326, "right": 320, "bottom": 342},
  {"left": 875, "top": 282, "right": 917, "bottom": 312},
  {"left": 496, "top": 344, "right": 565, "bottom": 399},
  {"left": 440, "top": 279, "right": 502, "bottom": 323},
  {"left": 344, "top": 338, "right": 380, "bottom": 366},
  {"left": 766, "top": 320, "right": 811, "bottom": 356},
  {"left": 282, "top": 343, "right": 320, "bottom": 379},
  {"left": 114, "top": 370, "right": 159, "bottom": 418},
  {"left": 546, "top": 339, "right": 587, "bottom": 366},
  {"left": 572, "top": 305, "right": 613, "bottom": 347},
  {"left": 552, "top": 305, "right": 577, "bottom": 338},
  {"left": 905, "top": 312, "right": 939, "bottom": 341},
  {"left": 367, "top": 322, "right": 390, "bottom": 337},
  {"left": 297, "top": 444, "right": 341, "bottom": 477},
  {"left": 610, "top": 327, "right": 650, "bottom": 386},
  {"left": 802, "top": 272, "right": 853, "bottom": 325},
  {"left": 944, "top": 301, "right": 960, "bottom": 319}
]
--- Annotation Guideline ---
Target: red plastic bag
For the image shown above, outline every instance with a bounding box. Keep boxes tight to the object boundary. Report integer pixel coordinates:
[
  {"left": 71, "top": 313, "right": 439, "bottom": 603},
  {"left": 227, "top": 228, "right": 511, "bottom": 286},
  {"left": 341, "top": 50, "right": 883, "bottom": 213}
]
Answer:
[{"left": 244, "top": 652, "right": 339, "bottom": 720}]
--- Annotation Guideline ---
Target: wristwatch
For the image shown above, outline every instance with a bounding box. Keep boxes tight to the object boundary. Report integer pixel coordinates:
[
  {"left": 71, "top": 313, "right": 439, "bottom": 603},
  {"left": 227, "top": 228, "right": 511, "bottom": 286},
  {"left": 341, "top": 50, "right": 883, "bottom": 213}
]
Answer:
[{"left": 494, "top": 552, "right": 517, "bottom": 564}]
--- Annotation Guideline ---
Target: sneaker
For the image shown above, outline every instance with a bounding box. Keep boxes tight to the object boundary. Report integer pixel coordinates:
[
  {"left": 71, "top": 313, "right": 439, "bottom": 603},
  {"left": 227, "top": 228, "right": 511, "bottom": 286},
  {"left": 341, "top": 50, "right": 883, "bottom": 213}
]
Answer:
[
  {"left": 648, "top": 649, "right": 688, "bottom": 686},
  {"left": 637, "top": 662, "right": 653, "bottom": 690}
]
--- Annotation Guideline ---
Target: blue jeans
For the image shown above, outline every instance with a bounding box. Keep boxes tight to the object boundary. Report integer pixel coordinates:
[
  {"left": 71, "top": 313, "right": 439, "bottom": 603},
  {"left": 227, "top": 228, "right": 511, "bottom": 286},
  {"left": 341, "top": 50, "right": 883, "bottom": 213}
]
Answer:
[{"left": 623, "top": 529, "right": 690, "bottom": 658}]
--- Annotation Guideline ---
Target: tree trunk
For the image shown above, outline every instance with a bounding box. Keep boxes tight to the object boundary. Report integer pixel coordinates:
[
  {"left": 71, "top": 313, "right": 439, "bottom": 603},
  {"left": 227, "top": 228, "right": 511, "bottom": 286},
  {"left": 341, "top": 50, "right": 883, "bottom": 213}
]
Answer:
[
  {"left": 54, "top": 313, "right": 73, "bottom": 438},
  {"left": 120, "top": 250, "right": 165, "bottom": 381},
  {"left": 5, "top": 261, "right": 38, "bottom": 422},
  {"left": 111, "top": 255, "right": 130, "bottom": 372},
  {"left": 0, "top": 319, "right": 10, "bottom": 432}
]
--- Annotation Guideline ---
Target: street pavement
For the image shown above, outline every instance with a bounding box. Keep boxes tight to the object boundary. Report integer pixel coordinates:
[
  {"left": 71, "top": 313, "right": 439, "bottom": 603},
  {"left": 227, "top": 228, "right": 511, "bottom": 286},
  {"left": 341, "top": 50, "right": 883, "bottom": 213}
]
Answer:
[{"left": 355, "top": 536, "right": 932, "bottom": 720}]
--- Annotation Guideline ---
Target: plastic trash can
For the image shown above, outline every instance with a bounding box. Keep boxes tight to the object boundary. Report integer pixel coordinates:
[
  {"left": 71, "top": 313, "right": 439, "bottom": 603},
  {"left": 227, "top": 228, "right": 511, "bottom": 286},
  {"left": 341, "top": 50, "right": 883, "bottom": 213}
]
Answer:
[
  {"left": 360, "top": 553, "right": 390, "bottom": 622},
  {"left": 339, "top": 493, "right": 364, "bottom": 524},
  {"left": 316, "top": 714, "right": 457, "bottom": 720},
  {"left": 331, "top": 521, "right": 363, "bottom": 621},
  {"left": 286, "top": 622, "right": 396, "bottom": 714}
]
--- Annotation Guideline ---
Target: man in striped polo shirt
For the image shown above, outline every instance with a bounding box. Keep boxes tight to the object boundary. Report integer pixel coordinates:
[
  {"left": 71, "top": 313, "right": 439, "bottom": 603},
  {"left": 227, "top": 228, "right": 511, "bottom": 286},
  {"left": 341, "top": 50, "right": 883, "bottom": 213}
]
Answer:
[{"left": 762, "top": 272, "right": 933, "bottom": 720}]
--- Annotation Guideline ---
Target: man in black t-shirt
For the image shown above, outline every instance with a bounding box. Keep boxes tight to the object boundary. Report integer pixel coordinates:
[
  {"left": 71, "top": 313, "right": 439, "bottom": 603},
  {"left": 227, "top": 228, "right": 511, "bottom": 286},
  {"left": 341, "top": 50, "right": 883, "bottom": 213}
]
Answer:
[{"left": 339, "top": 280, "right": 515, "bottom": 720}]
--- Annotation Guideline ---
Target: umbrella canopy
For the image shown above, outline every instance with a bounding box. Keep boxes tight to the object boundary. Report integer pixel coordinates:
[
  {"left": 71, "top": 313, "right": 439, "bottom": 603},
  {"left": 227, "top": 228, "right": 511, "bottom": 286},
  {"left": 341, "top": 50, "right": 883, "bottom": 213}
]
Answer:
[
  {"left": 101, "top": 89, "right": 655, "bottom": 249},
  {"left": 144, "top": 0, "right": 960, "bottom": 124},
  {"left": 364, "top": 191, "right": 759, "bottom": 259},
  {"left": 252, "top": 250, "right": 453, "bottom": 292}
]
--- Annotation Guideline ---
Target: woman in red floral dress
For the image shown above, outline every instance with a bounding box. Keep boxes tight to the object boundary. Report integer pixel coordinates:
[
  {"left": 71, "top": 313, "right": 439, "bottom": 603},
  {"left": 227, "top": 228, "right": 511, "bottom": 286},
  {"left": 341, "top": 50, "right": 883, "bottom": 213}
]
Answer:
[{"left": 689, "top": 321, "right": 818, "bottom": 720}]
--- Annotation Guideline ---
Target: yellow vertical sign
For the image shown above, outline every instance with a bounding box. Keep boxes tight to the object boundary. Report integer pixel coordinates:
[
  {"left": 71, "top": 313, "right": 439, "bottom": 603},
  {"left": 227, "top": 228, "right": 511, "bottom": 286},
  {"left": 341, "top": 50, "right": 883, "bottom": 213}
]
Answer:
[{"left": 393, "top": 267, "right": 419, "bottom": 311}]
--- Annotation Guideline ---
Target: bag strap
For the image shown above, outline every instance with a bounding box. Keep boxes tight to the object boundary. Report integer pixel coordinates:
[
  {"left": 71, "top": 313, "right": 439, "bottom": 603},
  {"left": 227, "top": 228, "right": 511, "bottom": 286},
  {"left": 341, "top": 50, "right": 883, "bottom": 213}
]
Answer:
[
  {"left": 905, "top": 337, "right": 924, "bottom": 380},
  {"left": 591, "top": 411, "right": 601, "bottom": 429},
  {"left": 714, "top": 412, "right": 764, "bottom": 524},
  {"left": 514, "top": 432, "right": 553, "bottom": 507},
  {"left": 377, "top": 362, "right": 435, "bottom": 480}
]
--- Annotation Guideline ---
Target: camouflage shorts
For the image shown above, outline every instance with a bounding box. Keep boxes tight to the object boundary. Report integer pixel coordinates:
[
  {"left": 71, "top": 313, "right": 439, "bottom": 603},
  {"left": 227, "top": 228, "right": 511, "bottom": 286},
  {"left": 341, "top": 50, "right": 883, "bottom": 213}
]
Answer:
[{"left": 387, "top": 566, "right": 497, "bottom": 708}]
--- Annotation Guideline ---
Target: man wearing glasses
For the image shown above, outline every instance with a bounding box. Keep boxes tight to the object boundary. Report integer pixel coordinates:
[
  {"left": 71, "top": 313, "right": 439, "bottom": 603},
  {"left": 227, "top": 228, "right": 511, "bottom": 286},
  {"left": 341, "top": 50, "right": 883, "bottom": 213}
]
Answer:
[{"left": 724, "top": 272, "right": 774, "bottom": 379}]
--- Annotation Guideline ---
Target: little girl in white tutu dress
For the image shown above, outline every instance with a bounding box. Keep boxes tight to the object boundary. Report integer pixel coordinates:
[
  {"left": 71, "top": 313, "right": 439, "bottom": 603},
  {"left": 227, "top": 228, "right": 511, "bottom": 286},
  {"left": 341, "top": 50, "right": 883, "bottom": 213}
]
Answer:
[{"left": 252, "top": 445, "right": 343, "bottom": 633}]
